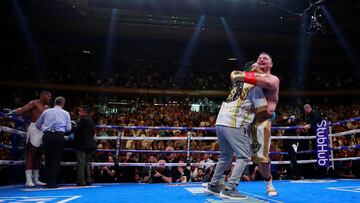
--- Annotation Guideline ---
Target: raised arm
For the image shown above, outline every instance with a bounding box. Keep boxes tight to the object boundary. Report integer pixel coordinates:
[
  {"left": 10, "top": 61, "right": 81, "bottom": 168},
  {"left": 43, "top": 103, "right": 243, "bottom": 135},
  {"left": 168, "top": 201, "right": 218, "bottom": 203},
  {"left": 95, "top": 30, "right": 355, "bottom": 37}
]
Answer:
[
  {"left": 230, "top": 71, "right": 279, "bottom": 91},
  {"left": 230, "top": 71, "right": 264, "bottom": 86},
  {"left": 15, "top": 101, "right": 35, "bottom": 115}
]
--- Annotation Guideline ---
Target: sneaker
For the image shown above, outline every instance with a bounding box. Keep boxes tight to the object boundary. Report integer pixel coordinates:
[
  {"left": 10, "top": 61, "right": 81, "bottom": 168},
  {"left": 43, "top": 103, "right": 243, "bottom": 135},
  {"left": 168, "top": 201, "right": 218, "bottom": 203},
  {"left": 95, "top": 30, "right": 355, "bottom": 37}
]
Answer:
[
  {"left": 25, "top": 181, "right": 35, "bottom": 187},
  {"left": 33, "top": 179, "right": 46, "bottom": 186},
  {"left": 219, "top": 188, "right": 248, "bottom": 200},
  {"left": 205, "top": 184, "right": 222, "bottom": 195},
  {"left": 266, "top": 180, "right": 278, "bottom": 196}
]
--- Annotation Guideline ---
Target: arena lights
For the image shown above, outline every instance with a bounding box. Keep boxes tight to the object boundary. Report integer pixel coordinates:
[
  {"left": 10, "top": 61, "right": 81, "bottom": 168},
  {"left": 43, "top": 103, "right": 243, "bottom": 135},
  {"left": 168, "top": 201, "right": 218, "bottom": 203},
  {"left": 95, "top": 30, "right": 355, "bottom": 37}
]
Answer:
[
  {"left": 269, "top": 0, "right": 328, "bottom": 36},
  {"left": 307, "top": 6, "right": 326, "bottom": 35},
  {"left": 298, "top": 1, "right": 327, "bottom": 36},
  {"left": 227, "top": 58, "right": 238, "bottom": 61}
]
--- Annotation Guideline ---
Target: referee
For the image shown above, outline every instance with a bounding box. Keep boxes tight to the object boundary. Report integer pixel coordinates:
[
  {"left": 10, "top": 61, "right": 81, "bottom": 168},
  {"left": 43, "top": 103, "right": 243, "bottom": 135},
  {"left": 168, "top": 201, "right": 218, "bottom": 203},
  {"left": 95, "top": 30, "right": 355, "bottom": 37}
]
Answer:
[{"left": 36, "top": 96, "right": 71, "bottom": 188}]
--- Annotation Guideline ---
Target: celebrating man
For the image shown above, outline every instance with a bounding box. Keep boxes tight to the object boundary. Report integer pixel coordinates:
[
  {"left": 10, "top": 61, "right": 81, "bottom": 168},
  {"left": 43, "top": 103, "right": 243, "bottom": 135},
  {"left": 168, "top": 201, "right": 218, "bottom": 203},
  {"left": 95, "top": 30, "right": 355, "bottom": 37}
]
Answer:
[
  {"left": 206, "top": 61, "right": 268, "bottom": 200},
  {"left": 231, "top": 52, "right": 280, "bottom": 196}
]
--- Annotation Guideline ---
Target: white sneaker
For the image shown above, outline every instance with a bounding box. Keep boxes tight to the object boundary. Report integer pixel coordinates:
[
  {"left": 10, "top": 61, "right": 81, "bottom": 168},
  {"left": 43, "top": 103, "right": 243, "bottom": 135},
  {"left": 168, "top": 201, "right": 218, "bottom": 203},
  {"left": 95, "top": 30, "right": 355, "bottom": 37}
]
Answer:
[
  {"left": 266, "top": 180, "right": 278, "bottom": 196},
  {"left": 25, "top": 182, "right": 35, "bottom": 187},
  {"left": 33, "top": 178, "right": 46, "bottom": 186},
  {"left": 33, "top": 170, "right": 46, "bottom": 186},
  {"left": 25, "top": 170, "right": 35, "bottom": 187}
]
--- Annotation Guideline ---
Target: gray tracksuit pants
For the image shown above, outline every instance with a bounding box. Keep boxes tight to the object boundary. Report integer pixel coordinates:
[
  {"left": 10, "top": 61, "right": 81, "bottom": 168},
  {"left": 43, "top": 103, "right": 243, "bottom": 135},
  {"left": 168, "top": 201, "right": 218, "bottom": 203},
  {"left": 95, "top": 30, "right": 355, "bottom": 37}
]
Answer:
[{"left": 210, "top": 125, "right": 251, "bottom": 189}]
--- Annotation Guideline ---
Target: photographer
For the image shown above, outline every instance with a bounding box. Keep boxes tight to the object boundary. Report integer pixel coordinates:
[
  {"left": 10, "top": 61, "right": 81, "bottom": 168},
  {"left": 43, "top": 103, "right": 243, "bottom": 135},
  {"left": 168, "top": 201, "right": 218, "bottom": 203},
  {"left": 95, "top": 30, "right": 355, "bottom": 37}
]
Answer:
[
  {"left": 143, "top": 160, "right": 172, "bottom": 183},
  {"left": 98, "top": 155, "right": 117, "bottom": 183}
]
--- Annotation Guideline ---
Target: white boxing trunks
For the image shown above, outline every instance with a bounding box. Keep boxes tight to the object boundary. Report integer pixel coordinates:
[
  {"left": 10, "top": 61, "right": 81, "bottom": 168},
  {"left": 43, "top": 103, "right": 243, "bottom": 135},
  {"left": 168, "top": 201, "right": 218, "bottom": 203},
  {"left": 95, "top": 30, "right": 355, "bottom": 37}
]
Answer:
[{"left": 26, "top": 123, "right": 44, "bottom": 147}]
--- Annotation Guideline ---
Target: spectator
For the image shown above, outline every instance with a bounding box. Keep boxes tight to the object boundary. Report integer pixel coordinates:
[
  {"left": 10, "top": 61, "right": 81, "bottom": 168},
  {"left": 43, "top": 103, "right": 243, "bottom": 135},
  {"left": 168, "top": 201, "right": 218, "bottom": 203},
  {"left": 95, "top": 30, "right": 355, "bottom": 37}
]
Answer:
[
  {"left": 74, "top": 105, "right": 96, "bottom": 186},
  {"left": 143, "top": 160, "right": 172, "bottom": 183},
  {"left": 191, "top": 168, "right": 205, "bottom": 182},
  {"left": 200, "top": 153, "right": 214, "bottom": 171},
  {"left": 97, "top": 155, "right": 117, "bottom": 183},
  {"left": 172, "top": 160, "right": 191, "bottom": 183}
]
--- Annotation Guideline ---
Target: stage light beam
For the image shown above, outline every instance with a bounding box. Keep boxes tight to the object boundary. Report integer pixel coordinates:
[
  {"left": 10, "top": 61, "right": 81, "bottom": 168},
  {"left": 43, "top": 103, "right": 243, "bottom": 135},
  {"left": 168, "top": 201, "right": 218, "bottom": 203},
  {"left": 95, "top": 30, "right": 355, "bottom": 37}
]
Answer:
[
  {"left": 11, "top": 0, "right": 45, "bottom": 80},
  {"left": 175, "top": 15, "right": 206, "bottom": 88},
  {"left": 320, "top": 6, "right": 359, "bottom": 69},
  {"left": 294, "top": 13, "right": 312, "bottom": 92},
  {"left": 220, "top": 17, "right": 245, "bottom": 68},
  {"left": 102, "top": 8, "right": 118, "bottom": 84}
]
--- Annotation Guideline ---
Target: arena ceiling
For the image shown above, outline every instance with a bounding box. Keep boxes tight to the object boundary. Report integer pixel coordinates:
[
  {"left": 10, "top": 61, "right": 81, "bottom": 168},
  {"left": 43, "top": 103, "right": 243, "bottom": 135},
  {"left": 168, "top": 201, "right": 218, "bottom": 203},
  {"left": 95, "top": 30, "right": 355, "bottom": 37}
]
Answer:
[{"left": 0, "top": 0, "right": 359, "bottom": 48}]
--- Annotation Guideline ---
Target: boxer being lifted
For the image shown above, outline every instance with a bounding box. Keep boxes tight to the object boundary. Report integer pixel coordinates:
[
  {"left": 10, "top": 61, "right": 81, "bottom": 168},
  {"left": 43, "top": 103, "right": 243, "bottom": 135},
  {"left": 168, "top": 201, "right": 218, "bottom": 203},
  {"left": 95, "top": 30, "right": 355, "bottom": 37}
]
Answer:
[{"left": 231, "top": 52, "right": 280, "bottom": 196}]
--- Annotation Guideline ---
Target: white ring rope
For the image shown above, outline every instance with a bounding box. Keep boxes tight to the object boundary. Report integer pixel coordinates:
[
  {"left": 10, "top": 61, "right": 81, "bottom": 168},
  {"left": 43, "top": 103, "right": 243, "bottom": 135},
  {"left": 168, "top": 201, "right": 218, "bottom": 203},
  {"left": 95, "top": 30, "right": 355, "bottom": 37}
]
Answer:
[
  {"left": 0, "top": 126, "right": 27, "bottom": 137},
  {"left": 270, "top": 136, "right": 316, "bottom": 140},
  {"left": 328, "top": 129, "right": 360, "bottom": 137}
]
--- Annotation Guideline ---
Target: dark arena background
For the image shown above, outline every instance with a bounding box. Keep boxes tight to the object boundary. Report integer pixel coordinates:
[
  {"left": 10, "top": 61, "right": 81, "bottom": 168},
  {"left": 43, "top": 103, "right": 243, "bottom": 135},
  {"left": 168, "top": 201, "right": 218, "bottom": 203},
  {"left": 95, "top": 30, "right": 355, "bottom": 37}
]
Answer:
[{"left": 0, "top": 0, "right": 359, "bottom": 202}]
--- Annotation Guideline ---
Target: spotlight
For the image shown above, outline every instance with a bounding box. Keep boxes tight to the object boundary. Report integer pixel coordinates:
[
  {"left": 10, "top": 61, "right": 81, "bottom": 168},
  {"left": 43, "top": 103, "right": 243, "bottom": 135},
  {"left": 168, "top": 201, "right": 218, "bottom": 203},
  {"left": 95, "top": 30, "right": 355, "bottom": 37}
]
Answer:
[
  {"left": 307, "top": 6, "right": 326, "bottom": 35},
  {"left": 260, "top": 0, "right": 274, "bottom": 6},
  {"left": 227, "top": 58, "right": 237, "bottom": 61}
]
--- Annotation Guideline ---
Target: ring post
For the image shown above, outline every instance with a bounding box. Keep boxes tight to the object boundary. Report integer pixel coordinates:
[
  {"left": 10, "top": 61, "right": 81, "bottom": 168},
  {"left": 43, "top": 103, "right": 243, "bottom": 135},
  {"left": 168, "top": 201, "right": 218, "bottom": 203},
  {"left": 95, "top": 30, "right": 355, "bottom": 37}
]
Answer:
[
  {"left": 186, "top": 130, "right": 192, "bottom": 167},
  {"left": 328, "top": 124, "right": 335, "bottom": 170},
  {"left": 114, "top": 128, "right": 122, "bottom": 168}
]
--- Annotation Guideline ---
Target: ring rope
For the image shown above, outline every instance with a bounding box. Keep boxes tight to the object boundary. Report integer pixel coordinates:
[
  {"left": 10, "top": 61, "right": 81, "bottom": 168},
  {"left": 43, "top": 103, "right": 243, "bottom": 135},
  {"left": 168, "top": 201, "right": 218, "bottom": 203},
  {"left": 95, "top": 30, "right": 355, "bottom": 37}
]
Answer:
[
  {"left": 95, "top": 125, "right": 304, "bottom": 131},
  {"left": 1, "top": 111, "right": 358, "bottom": 129},
  {"left": 330, "top": 117, "right": 360, "bottom": 126},
  {"left": 0, "top": 112, "right": 30, "bottom": 124},
  {"left": 0, "top": 143, "right": 321, "bottom": 156},
  {"left": 1, "top": 114, "right": 359, "bottom": 169},
  {"left": 329, "top": 145, "right": 360, "bottom": 151},
  {"left": 1, "top": 156, "right": 359, "bottom": 167},
  {"left": 328, "top": 129, "right": 360, "bottom": 137},
  {"left": 0, "top": 144, "right": 318, "bottom": 155}
]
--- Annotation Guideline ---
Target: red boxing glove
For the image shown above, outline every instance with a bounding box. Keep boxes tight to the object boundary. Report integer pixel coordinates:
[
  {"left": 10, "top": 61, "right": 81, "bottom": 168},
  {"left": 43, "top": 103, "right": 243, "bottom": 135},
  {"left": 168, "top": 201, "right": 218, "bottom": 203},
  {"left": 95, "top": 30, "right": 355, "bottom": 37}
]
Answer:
[{"left": 244, "top": 71, "right": 257, "bottom": 85}]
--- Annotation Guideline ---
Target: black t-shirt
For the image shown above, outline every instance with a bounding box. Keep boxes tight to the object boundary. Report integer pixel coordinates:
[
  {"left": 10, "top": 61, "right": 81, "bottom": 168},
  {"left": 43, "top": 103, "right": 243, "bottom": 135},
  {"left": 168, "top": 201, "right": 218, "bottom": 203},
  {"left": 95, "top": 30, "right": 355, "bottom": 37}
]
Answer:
[
  {"left": 74, "top": 116, "right": 96, "bottom": 152},
  {"left": 305, "top": 110, "right": 322, "bottom": 135},
  {"left": 151, "top": 168, "right": 172, "bottom": 183},
  {"left": 98, "top": 166, "right": 117, "bottom": 183}
]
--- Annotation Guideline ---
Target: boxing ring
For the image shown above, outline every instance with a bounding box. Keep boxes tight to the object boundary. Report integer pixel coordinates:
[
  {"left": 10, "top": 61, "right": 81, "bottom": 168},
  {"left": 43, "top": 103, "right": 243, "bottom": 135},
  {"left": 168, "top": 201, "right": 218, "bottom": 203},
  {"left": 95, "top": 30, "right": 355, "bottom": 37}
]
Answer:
[{"left": 0, "top": 113, "right": 359, "bottom": 203}]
